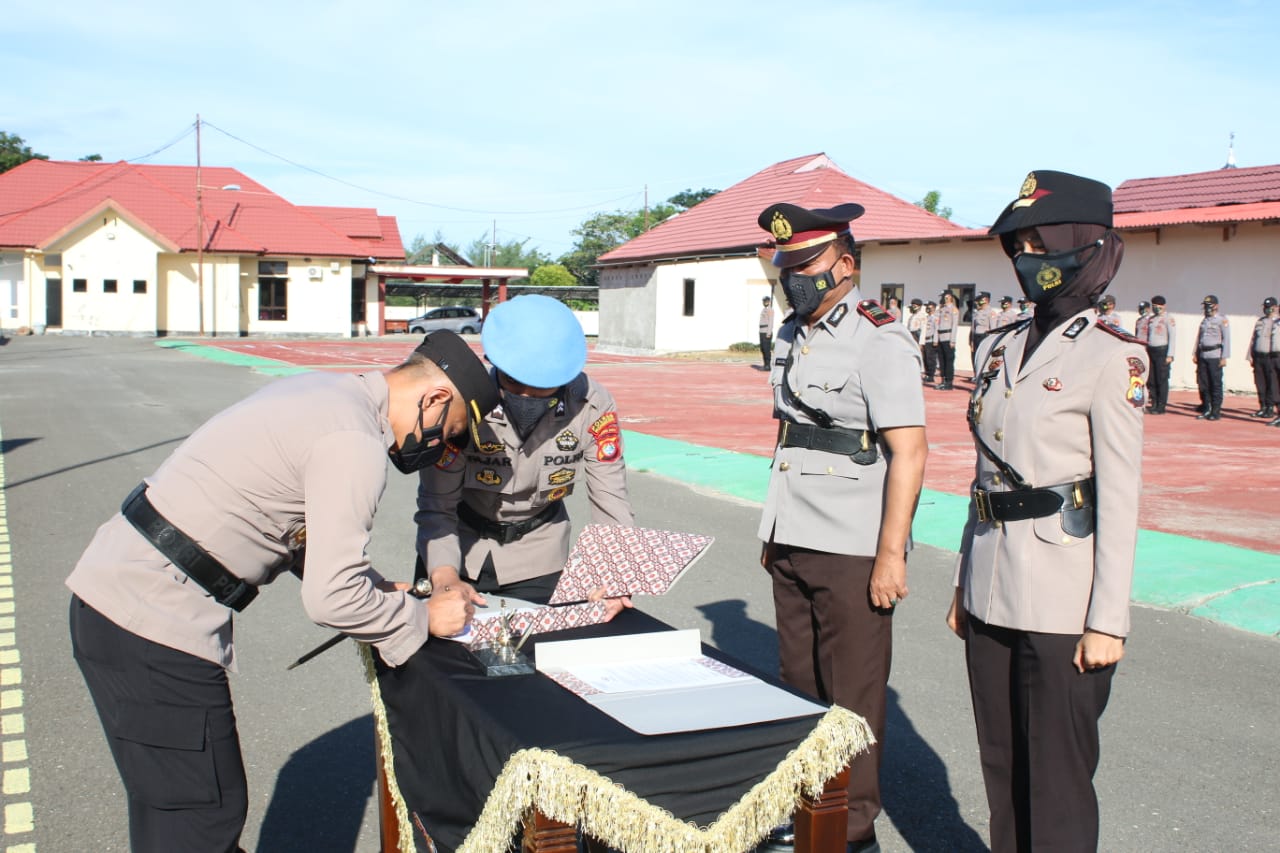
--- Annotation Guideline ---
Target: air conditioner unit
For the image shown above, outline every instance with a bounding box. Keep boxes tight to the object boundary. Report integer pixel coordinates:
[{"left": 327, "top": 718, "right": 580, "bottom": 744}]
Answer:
[{"left": 307, "top": 266, "right": 323, "bottom": 280}]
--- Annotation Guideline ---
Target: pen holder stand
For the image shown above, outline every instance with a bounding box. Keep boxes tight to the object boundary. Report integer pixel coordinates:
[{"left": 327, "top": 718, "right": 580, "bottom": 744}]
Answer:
[{"left": 471, "top": 642, "right": 534, "bottom": 677}]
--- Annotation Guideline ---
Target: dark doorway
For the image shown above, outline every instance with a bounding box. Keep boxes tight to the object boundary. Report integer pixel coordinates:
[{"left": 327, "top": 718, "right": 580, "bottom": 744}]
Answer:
[{"left": 45, "top": 278, "right": 63, "bottom": 327}]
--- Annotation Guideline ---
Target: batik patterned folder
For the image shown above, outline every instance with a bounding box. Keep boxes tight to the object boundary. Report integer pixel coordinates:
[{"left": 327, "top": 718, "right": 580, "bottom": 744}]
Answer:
[
  {"left": 547, "top": 524, "right": 715, "bottom": 605},
  {"left": 458, "top": 600, "right": 612, "bottom": 646}
]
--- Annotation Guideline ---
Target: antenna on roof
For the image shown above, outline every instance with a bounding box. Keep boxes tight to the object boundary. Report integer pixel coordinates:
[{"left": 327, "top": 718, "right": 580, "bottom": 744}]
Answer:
[{"left": 1223, "top": 131, "right": 1238, "bottom": 170}]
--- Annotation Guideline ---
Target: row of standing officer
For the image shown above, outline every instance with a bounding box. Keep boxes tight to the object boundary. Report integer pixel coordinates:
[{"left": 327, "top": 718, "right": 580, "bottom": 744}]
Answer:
[{"left": 1247, "top": 297, "right": 1280, "bottom": 425}]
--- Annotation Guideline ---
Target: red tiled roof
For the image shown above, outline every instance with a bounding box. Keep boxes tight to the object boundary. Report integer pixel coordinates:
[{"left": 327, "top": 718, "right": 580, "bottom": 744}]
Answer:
[
  {"left": 1114, "top": 164, "right": 1280, "bottom": 213},
  {"left": 598, "top": 153, "right": 978, "bottom": 265},
  {"left": 1115, "top": 201, "right": 1280, "bottom": 229},
  {"left": 0, "top": 159, "right": 404, "bottom": 259}
]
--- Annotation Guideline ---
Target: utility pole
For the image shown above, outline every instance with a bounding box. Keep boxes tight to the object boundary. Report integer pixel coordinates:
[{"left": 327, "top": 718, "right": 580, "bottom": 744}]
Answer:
[
  {"left": 195, "top": 114, "right": 205, "bottom": 335},
  {"left": 644, "top": 184, "right": 649, "bottom": 231}
]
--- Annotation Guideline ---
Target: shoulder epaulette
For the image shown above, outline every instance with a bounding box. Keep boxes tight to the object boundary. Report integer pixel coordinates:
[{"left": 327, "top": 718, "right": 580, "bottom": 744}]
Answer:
[
  {"left": 1094, "top": 319, "right": 1144, "bottom": 345},
  {"left": 857, "top": 300, "right": 895, "bottom": 327}
]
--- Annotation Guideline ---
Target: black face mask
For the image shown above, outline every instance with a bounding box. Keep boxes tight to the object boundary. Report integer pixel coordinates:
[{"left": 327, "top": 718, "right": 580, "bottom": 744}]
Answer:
[
  {"left": 1203, "top": 305, "right": 1215, "bottom": 317},
  {"left": 1013, "top": 240, "right": 1102, "bottom": 304},
  {"left": 502, "top": 390, "right": 558, "bottom": 439},
  {"left": 388, "top": 398, "right": 451, "bottom": 474},
  {"left": 779, "top": 262, "right": 840, "bottom": 319}
]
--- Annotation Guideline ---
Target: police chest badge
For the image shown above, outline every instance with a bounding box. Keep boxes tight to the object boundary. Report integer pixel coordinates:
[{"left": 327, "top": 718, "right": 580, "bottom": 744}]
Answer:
[
  {"left": 547, "top": 468, "right": 575, "bottom": 486},
  {"left": 555, "top": 430, "right": 579, "bottom": 452},
  {"left": 477, "top": 439, "right": 505, "bottom": 454},
  {"left": 1043, "top": 378, "right": 1063, "bottom": 391},
  {"left": 475, "top": 469, "right": 502, "bottom": 486}
]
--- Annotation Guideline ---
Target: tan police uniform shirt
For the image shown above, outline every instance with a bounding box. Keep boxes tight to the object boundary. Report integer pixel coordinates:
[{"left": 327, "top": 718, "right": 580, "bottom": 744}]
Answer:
[
  {"left": 1146, "top": 313, "right": 1175, "bottom": 349},
  {"left": 954, "top": 312, "right": 1147, "bottom": 637},
  {"left": 936, "top": 304, "right": 959, "bottom": 342},
  {"left": 66, "top": 372, "right": 432, "bottom": 671},
  {"left": 416, "top": 373, "right": 633, "bottom": 586},
  {"left": 972, "top": 306, "right": 996, "bottom": 337},
  {"left": 758, "top": 289, "right": 926, "bottom": 556}
]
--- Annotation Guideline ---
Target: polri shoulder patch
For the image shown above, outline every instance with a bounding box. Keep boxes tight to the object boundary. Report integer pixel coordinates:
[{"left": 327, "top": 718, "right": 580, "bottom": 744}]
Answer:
[
  {"left": 1095, "top": 320, "right": 1144, "bottom": 345},
  {"left": 1063, "top": 317, "right": 1090, "bottom": 339},
  {"left": 857, "top": 300, "right": 895, "bottom": 327}
]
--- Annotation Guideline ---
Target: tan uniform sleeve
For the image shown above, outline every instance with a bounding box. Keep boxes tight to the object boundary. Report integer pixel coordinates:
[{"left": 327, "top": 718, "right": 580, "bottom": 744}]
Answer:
[
  {"left": 1085, "top": 347, "right": 1147, "bottom": 636},
  {"left": 300, "top": 430, "right": 429, "bottom": 667},
  {"left": 415, "top": 448, "right": 467, "bottom": 574},
  {"left": 582, "top": 384, "right": 634, "bottom": 527}
]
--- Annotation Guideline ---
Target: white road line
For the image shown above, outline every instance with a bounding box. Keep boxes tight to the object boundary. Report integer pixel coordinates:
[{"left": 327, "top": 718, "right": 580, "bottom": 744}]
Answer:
[{"left": 0, "top": 427, "right": 34, "bottom": 850}]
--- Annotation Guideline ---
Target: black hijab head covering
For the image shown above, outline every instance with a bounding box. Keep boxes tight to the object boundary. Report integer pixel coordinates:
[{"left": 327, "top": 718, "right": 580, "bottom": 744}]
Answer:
[{"left": 988, "top": 170, "right": 1125, "bottom": 358}]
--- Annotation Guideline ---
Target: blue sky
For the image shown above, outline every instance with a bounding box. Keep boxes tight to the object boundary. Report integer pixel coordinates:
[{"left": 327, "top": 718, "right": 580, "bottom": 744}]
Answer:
[{"left": 5, "top": 0, "right": 1277, "bottom": 259}]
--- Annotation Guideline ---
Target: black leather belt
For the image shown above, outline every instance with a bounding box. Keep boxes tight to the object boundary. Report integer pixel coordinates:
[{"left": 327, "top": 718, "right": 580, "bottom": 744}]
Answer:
[
  {"left": 458, "top": 501, "right": 561, "bottom": 545},
  {"left": 780, "top": 421, "right": 878, "bottom": 465},
  {"left": 973, "top": 478, "right": 1095, "bottom": 524},
  {"left": 121, "top": 483, "right": 258, "bottom": 611}
]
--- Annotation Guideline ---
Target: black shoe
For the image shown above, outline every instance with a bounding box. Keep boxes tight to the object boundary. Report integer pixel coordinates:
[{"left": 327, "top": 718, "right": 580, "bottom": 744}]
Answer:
[
  {"left": 1206, "top": 410, "right": 1222, "bottom": 421},
  {"left": 765, "top": 822, "right": 795, "bottom": 845},
  {"left": 1252, "top": 408, "right": 1271, "bottom": 418},
  {"left": 1270, "top": 417, "right": 1280, "bottom": 427},
  {"left": 1196, "top": 410, "right": 1211, "bottom": 420},
  {"left": 847, "top": 836, "right": 881, "bottom": 853}
]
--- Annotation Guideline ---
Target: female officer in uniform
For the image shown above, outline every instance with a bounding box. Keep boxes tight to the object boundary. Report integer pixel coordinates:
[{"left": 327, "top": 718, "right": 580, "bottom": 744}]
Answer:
[
  {"left": 415, "top": 294, "right": 634, "bottom": 608},
  {"left": 947, "top": 171, "right": 1146, "bottom": 852}
]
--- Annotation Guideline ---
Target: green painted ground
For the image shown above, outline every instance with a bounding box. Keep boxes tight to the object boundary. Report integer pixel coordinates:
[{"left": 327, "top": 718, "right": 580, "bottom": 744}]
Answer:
[
  {"left": 625, "top": 432, "right": 1280, "bottom": 638},
  {"left": 159, "top": 341, "right": 1280, "bottom": 638}
]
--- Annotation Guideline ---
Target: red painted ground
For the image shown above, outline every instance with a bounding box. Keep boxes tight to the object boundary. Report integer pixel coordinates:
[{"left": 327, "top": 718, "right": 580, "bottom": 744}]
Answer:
[{"left": 202, "top": 339, "right": 1279, "bottom": 554}]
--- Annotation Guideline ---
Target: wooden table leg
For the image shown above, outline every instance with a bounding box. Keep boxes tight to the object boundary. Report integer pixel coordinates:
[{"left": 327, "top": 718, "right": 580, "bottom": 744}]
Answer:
[
  {"left": 521, "top": 809, "right": 578, "bottom": 852},
  {"left": 794, "top": 765, "right": 850, "bottom": 853}
]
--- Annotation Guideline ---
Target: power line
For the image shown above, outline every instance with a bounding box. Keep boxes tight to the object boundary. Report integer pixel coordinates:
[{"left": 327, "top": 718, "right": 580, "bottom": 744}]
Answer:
[{"left": 200, "top": 119, "right": 642, "bottom": 217}]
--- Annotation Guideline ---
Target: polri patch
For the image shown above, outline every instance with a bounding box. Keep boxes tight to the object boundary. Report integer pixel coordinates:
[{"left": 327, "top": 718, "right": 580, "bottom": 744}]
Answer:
[
  {"left": 857, "top": 300, "right": 895, "bottom": 327},
  {"left": 435, "top": 443, "right": 461, "bottom": 470}
]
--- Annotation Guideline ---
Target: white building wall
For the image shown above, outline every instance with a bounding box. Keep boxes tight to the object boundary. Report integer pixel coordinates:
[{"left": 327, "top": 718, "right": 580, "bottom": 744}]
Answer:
[
  {"left": 54, "top": 216, "right": 163, "bottom": 333},
  {"left": 651, "top": 257, "right": 778, "bottom": 352},
  {"left": 599, "top": 266, "right": 658, "bottom": 352}
]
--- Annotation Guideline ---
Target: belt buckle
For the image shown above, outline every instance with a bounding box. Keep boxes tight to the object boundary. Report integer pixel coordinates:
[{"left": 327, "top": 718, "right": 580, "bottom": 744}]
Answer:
[
  {"left": 1071, "top": 480, "right": 1085, "bottom": 509},
  {"left": 974, "top": 489, "right": 991, "bottom": 524}
]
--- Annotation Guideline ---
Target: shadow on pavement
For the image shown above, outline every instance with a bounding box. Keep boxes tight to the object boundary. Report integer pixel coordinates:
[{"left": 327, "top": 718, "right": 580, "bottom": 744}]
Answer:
[
  {"left": 695, "top": 599, "right": 780, "bottom": 679},
  {"left": 257, "top": 715, "right": 377, "bottom": 853},
  {"left": 882, "top": 686, "right": 986, "bottom": 852}
]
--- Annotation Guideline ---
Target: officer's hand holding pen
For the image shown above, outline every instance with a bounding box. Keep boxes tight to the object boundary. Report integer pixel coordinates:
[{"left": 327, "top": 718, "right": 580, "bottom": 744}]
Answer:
[{"left": 426, "top": 575, "right": 483, "bottom": 639}]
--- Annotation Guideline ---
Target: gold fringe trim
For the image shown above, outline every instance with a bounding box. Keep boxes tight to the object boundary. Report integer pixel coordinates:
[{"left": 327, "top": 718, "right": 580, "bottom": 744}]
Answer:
[
  {"left": 360, "top": 643, "right": 872, "bottom": 853},
  {"left": 458, "top": 706, "right": 872, "bottom": 853},
  {"left": 359, "top": 642, "right": 416, "bottom": 853}
]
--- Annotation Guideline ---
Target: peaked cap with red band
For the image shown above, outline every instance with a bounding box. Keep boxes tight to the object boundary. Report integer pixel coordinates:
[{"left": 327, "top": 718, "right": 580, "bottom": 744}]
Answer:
[
  {"left": 989, "top": 170, "right": 1113, "bottom": 256},
  {"left": 757, "top": 202, "right": 865, "bottom": 269}
]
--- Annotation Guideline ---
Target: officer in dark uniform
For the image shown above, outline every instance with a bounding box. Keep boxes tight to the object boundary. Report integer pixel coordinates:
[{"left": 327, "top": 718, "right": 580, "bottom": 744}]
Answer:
[
  {"left": 1195, "top": 294, "right": 1230, "bottom": 420},
  {"left": 756, "top": 202, "right": 928, "bottom": 853},
  {"left": 1248, "top": 297, "right": 1279, "bottom": 418},
  {"left": 1146, "top": 295, "right": 1176, "bottom": 414}
]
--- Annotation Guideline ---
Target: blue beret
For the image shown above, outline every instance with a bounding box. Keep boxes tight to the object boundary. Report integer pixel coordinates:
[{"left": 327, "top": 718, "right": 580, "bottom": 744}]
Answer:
[{"left": 481, "top": 295, "right": 587, "bottom": 388}]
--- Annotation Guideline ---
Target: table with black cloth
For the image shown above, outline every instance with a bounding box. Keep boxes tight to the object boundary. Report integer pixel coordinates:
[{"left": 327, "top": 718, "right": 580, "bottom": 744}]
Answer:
[{"left": 363, "top": 609, "right": 870, "bottom": 853}]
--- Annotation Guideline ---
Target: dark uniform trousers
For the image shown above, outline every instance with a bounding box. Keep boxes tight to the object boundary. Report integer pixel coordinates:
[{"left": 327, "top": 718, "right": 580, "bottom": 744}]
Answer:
[
  {"left": 965, "top": 617, "right": 1114, "bottom": 853},
  {"left": 1251, "top": 351, "right": 1279, "bottom": 409},
  {"left": 760, "top": 332, "right": 774, "bottom": 369},
  {"left": 768, "top": 546, "right": 891, "bottom": 845},
  {"left": 922, "top": 341, "right": 939, "bottom": 381},
  {"left": 1197, "top": 355, "right": 1224, "bottom": 413},
  {"left": 1145, "top": 345, "right": 1169, "bottom": 411},
  {"left": 938, "top": 340, "right": 956, "bottom": 385},
  {"left": 70, "top": 596, "right": 248, "bottom": 853}
]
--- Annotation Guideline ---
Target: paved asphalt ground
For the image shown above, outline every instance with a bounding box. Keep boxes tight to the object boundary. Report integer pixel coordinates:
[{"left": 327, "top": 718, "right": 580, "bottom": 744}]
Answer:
[{"left": 0, "top": 335, "right": 1277, "bottom": 852}]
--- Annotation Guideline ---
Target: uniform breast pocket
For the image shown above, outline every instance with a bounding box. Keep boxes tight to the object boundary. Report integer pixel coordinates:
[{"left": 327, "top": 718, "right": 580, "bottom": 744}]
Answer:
[
  {"left": 1032, "top": 513, "right": 1091, "bottom": 548},
  {"left": 800, "top": 367, "right": 851, "bottom": 409},
  {"left": 800, "top": 453, "right": 861, "bottom": 480}
]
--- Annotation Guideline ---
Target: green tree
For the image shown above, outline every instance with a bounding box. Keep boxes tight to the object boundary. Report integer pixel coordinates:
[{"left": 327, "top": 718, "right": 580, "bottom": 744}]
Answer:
[
  {"left": 529, "top": 264, "right": 577, "bottom": 288},
  {"left": 0, "top": 132, "right": 49, "bottom": 173},
  {"left": 406, "top": 230, "right": 461, "bottom": 264},
  {"left": 667, "top": 187, "right": 719, "bottom": 210},
  {"left": 915, "top": 190, "right": 953, "bottom": 220},
  {"left": 558, "top": 203, "right": 680, "bottom": 287},
  {"left": 79, "top": 154, "right": 103, "bottom": 162},
  {"left": 464, "top": 235, "right": 550, "bottom": 282}
]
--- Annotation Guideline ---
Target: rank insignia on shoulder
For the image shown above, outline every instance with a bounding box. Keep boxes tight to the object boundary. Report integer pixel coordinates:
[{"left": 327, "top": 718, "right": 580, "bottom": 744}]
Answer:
[
  {"left": 1064, "top": 317, "right": 1089, "bottom": 338},
  {"left": 828, "top": 303, "right": 849, "bottom": 326},
  {"left": 1043, "top": 378, "right": 1063, "bottom": 391},
  {"left": 1096, "top": 321, "right": 1144, "bottom": 344},
  {"left": 856, "top": 300, "right": 894, "bottom": 327}
]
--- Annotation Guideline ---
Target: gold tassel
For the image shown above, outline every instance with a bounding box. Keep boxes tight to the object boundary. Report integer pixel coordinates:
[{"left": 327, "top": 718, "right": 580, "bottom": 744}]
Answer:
[{"left": 359, "top": 643, "right": 416, "bottom": 853}]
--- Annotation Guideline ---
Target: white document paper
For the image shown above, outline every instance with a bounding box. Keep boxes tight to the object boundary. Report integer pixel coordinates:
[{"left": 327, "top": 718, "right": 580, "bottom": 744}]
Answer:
[{"left": 536, "top": 629, "right": 827, "bottom": 735}]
